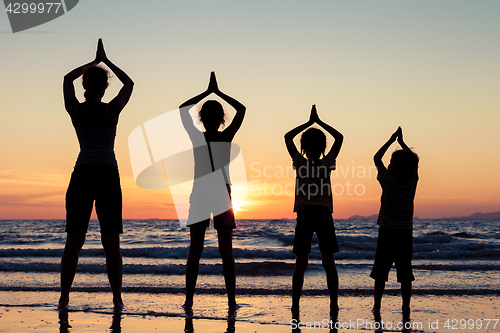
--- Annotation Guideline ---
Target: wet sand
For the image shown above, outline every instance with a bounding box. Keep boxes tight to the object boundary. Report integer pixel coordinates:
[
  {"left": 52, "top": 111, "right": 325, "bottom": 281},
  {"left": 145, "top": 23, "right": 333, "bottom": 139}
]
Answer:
[{"left": 1, "top": 291, "right": 499, "bottom": 332}]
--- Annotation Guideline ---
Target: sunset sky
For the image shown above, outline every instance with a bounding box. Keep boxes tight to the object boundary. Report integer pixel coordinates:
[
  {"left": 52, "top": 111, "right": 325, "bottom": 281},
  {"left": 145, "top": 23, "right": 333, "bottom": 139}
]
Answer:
[{"left": 1, "top": 1, "right": 499, "bottom": 220}]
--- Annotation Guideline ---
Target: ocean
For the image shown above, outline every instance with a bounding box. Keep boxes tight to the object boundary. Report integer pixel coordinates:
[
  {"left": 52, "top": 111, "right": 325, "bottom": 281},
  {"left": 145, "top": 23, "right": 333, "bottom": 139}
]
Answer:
[{"left": 1, "top": 218, "right": 499, "bottom": 297}]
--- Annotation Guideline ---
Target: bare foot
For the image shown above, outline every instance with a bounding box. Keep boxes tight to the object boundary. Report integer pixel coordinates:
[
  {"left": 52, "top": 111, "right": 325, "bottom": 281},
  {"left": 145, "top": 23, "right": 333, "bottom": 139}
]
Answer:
[
  {"left": 372, "top": 307, "right": 382, "bottom": 323},
  {"left": 402, "top": 307, "right": 410, "bottom": 322},
  {"left": 228, "top": 302, "right": 239, "bottom": 312},
  {"left": 113, "top": 297, "right": 124, "bottom": 310},
  {"left": 228, "top": 304, "right": 239, "bottom": 321},
  {"left": 183, "top": 299, "right": 193, "bottom": 310},
  {"left": 113, "top": 302, "right": 124, "bottom": 310},
  {"left": 58, "top": 295, "right": 69, "bottom": 310},
  {"left": 330, "top": 305, "right": 339, "bottom": 320},
  {"left": 182, "top": 300, "right": 193, "bottom": 318}
]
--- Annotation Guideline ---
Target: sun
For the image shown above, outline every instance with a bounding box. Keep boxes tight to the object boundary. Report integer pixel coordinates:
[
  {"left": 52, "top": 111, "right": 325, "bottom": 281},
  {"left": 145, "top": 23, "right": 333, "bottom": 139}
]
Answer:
[{"left": 232, "top": 199, "right": 245, "bottom": 214}]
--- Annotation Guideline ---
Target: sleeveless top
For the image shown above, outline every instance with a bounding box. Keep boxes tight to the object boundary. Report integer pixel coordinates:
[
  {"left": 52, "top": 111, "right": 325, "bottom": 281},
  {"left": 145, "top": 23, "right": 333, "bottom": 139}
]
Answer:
[
  {"left": 292, "top": 153, "right": 336, "bottom": 213},
  {"left": 74, "top": 105, "right": 118, "bottom": 167},
  {"left": 192, "top": 132, "right": 231, "bottom": 188}
]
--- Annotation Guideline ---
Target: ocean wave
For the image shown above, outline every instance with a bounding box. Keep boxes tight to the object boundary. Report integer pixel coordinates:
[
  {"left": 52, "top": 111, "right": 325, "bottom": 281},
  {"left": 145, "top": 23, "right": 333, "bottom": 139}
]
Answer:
[
  {"left": 1, "top": 260, "right": 499, "bottom": 275},
  {"left": 0, "top": 261, "right": 299, "bottom": 275},
  {"left": 0, "top": 247, "right": 297, "bottom": 259},
  {"left": 1, "top": 241, "right": 499, "bottom": 260}
]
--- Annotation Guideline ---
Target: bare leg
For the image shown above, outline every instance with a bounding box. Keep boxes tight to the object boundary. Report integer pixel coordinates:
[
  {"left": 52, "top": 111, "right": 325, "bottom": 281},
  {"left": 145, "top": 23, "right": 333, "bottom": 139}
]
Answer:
[
  {"left": 59, "top": 233, "right": 86, "bottom": 309},
  {"left": 185, "top": 225, "right": 206, "bottom": 312},
  {"left": 101, "top": 233, "right": 123, "bottom": 309},
  {"left": 321, "top": 253, "right": 339, "bottom": 314},
  {"left": 401, "top": 281, "right": 412, "bottom": 315},
  {"left": 217, "top": 228, "right": 236, "bottom": 309},
  {"left": 292, "top": 254, "right": 308, "bottom": 313},
  {"left": 373, "top": 279, "right": 386, "bottom": 313}
]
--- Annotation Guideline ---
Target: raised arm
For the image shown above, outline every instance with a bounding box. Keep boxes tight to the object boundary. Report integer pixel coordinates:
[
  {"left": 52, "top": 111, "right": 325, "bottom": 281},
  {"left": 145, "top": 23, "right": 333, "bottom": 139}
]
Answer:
[
  {"left": 311, "top": 105, "right": 344, "bottom": 159},
  {"left": 179, "top": 72, "right": 214, "bottom": 109},
  {"left": 179, "top": 73, "right": 213, "bottom": 136},
  {"left": 374, "top": 127, "right": 401, "bottom": 169},
  {"left": 212, "top": 73, "right": 246, "bottom": 140},
  {"left": 284, "top": 115, "right": 313, "bottom": 160},
  {"left": 99, "top": 39, "right": 134, "bottom": 114},
  {"left": 63, "top": 55, "right": 99, "bottom": 113}
]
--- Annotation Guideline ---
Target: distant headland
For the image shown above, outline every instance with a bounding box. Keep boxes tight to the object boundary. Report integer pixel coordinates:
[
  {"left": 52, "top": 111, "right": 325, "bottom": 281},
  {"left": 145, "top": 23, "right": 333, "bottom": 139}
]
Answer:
[{"left": 347, "top": 210, "right": 500, "bottom": 220}]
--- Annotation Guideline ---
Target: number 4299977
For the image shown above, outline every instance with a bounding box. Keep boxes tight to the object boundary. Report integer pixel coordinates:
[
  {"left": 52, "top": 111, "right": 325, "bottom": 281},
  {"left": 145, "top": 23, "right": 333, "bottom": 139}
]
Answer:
[
  {"left": 5, "top": 2, "right": 62, "bottom": 14},
  {"left": 443, "top": 319, "right": 498, "bottom": 330}
]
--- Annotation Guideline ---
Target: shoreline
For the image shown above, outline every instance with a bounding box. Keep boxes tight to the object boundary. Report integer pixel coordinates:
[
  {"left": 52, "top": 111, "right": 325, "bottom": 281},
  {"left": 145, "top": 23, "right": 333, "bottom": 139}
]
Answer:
[{"left": 1, "top": 291, "right": 499, "bottom": 332}]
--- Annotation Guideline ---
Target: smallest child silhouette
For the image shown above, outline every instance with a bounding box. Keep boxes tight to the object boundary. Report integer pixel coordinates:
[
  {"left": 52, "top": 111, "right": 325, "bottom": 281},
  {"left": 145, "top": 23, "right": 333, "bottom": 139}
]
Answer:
[{"left": 370, "top": 127, "right": 419, "bottom": 320}]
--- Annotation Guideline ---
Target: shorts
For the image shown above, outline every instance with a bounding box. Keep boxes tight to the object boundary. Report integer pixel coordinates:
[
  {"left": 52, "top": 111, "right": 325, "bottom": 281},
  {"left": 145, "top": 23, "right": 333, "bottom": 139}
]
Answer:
[
  {"left": 370, "top": 226, "right": 414, "bottom": 283},
  {"left": 293, "top": 206, "right": 339, "bottom": 255},
  {"left": 188, "top": 184, "right": 236, "bottom": 229},
  {"left": 65, "top": 163, "right": 123, "bottom": 234}
]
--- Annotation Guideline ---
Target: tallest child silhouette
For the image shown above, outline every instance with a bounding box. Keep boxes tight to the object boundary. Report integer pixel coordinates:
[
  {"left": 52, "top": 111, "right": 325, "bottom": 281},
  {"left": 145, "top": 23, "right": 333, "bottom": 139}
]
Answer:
[
  {"left": 179, "top": 72, "right": 246, "bottom": 315},
  {"left": 285, "top": 105, "right": 343, "bottom": 318},
  {"left": 59, "top": 39, "right": 134, "bottom": 309}
]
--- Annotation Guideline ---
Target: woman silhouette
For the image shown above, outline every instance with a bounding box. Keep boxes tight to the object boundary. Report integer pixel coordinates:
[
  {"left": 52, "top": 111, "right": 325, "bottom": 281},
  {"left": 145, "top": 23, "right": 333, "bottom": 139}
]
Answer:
[
  {"left": 59, "top": 39, "right": 134, "bottom": 309},
  {"left": 179, "top": 72, "right": 246, "bottom": 314}
]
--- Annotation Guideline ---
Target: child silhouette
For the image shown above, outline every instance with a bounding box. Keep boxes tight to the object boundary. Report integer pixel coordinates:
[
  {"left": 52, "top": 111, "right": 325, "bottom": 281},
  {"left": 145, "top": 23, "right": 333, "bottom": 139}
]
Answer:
[
  {"left": 370, "top": 127, "right": 419, "bottom": 320},
  {"left": 284, "top": 105, "right": 344, "bottom": 317}
]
